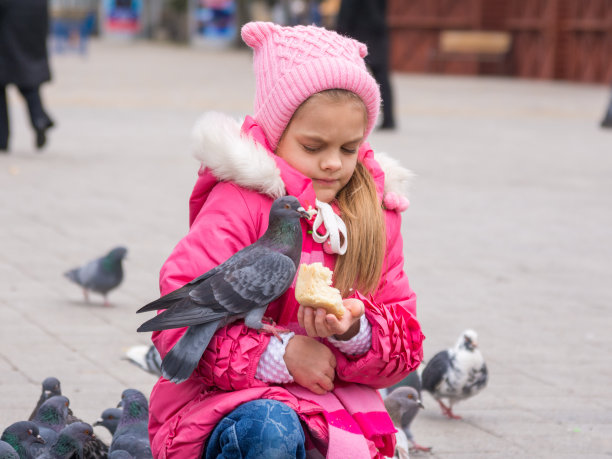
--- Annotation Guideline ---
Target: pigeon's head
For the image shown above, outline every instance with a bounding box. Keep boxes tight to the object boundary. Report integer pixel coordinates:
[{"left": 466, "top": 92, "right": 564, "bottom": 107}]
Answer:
[
  {"left": 1, "top": 421, "right": 45, "bottom": 450},
  {"left": 118, "top": 389, "right": 149, "bottom": 421},
  {"left": 36, "top": 395, "right": 70, "bottom": 427},
  {"left": 94, "top": 407, "right": 122, "bottom": 433},
  {"left": 41, "top": 376, "right": 61, "bottom": 398},
  {"left": 458, "top": 329, "right": 479, "bottom": 352},
  {"left": 270, "top": 196, "right": 311, "bottom": 221},
  {"left": 107, "top": 246, "right": 128, "bottom": 261},
  {"left": 388, "top": 386, "right": 424, "bottom": 410},
  {"left": 52, "top": 422, "right": 95, "bottom": 458}
]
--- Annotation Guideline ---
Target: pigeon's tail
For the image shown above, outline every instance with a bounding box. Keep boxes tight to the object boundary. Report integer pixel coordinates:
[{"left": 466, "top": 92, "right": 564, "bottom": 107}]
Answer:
[
  {"left": 64, "top": 268, "right": 81, "bottom": 285},
  {"left": 136, "top": 284, "right": 192, "bottom": 313},
  {"left": 161, "top": 321, "right": 219, "bottom": 384},
  {"left": 124, "top": 345, "right": 162, "bottom": 377}
]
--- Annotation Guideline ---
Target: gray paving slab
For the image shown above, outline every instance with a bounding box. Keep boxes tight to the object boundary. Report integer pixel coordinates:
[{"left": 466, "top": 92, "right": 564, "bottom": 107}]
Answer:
[{"left": 1, "top": 39, "right": 611, "bottom": 457}]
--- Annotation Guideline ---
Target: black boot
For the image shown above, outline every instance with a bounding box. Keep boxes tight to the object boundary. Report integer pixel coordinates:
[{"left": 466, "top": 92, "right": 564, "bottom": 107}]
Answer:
[{"left": 34, "top": 118, "right": 54, "bottom": 149}]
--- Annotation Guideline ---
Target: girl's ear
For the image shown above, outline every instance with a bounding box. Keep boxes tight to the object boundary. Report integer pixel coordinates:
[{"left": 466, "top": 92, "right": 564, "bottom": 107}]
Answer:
[{"left": 241, "top": 21, "right": 278, "bottom": 49}]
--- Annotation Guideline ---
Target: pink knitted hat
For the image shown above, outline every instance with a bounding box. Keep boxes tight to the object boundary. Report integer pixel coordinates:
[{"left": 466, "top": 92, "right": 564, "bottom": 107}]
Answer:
[{"left": 241, "top": 21, "right": 381, "bottom": 150}]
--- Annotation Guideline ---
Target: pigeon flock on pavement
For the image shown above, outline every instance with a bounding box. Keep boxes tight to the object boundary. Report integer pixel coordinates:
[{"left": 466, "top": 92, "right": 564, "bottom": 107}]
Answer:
[
  {"left": 1, "top": 377, "right": 151, "bottom": 459},
  {"left": 136, "top": 196, "right": 310, "bottom": 384},
  {"left": 4, "top": 202, "right": 490, "bottom": 458}
]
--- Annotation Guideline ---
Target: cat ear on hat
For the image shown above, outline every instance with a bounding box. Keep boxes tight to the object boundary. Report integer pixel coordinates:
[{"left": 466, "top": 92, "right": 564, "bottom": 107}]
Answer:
[
  {"left": 241, "top": 21, "right": 278, "bottom": 48},
  {"left": 357, "top": 42, "right": 368, "bottom": 59}
]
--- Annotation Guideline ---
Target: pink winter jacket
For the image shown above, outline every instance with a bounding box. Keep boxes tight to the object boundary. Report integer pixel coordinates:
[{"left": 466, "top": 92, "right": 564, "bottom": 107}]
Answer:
[{"left": 147, "top": 113, "right": 424, "bottom": 458}]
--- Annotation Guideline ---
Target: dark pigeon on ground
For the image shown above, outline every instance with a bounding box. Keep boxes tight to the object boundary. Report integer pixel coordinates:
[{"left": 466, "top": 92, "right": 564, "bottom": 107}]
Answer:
[
  {"left": 29, "top": 377, "right": 62, "bottom": 421},
  {"left": 0, "top": 440, "right": 19, "bottom": 459},
  {"left": 108, "top": 451, "right": 133, "bottom": 459},
  {"left": 422, "top": 329, "right": 488, "bottom": 419},
  {"left": 31, "top": 395, "right": 70, "bottom": 456},
  {"left": 110, "top": 389, "right": 151, "bottom": 458},
  {"left": 1, "top": 421, "right": 45, "bottom": 459},
  {"left": 136, "top": 196, "right": 310, "bottom": 384},
  {"left": 93, "top": 408, "right": 123, "bottom": 436},
  {"left": 64, "top": 246, "right": 128, "bottom": 306},
  {"left": 384, "top": 386, "right": 431, "bottom": 453},
  {"left": 123, "top": 345, "right": 162, "bottom": 377},
  {"left": 37, "top": 422, "right": 96, "bottom": 459}
]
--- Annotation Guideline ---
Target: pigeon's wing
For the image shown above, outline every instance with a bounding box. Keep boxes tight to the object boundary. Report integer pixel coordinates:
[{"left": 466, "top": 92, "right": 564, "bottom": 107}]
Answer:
[
  {"left": 136, "top": 266, "right": 220, "bottom": 313},
  {"left": 421, "top": 350, "right": 451, "bottom": 393},
  {"left": 136, "top": 300, "right": 228, "bottom": 332},
  {"left": 194, "top": 249, "right": 297, "bottom": 314},
  {"left": 64, "top": 259, "right": 99, "bottom": 287}
]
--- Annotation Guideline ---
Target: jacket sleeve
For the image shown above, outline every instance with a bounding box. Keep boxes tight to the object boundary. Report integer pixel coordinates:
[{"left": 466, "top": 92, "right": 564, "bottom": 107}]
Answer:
[
  {"left": 332, "top": 209, "right": 424, "bottom": 388},
  {"left": 151, "top": 182, "right": 271, "bottom": 391}
]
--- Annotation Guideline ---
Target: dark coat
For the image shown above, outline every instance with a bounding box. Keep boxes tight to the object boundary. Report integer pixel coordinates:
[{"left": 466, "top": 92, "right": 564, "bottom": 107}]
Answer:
[
  {"left": 336, "top": 0, "right": 389, "bottom": 68},
  {"left": 0, "top": 0, "right": 51, "bottom": 87}
]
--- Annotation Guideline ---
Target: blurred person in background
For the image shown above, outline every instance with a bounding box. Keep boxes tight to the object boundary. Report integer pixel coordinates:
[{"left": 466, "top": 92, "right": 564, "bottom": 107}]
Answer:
[
  {"left": 601, "top": 88, "right": 612, "bottom": 128},
  {"left": 0, "top": 0, "right": 55, "bottom": 152},
  {"left": 336, "top": 0, "right": 396, "bottom": 129}
]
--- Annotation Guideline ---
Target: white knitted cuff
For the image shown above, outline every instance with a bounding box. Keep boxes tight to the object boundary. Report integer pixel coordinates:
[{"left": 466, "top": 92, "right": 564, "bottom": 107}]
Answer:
[
  {"left": 327, "top": 315, "right": 372, "bottom": 355},
  {"left": 255, "top": 332, "right": 295, "bottom": 383}
]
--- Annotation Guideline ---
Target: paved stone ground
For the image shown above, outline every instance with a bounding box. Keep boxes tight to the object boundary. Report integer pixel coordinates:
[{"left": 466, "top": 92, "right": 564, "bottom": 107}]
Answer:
[{"left": 1, "top": 39, "right": 611, "bottom": 457}]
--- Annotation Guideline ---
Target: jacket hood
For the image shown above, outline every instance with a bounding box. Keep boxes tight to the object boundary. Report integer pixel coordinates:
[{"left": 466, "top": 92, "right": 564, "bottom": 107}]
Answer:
[{"left": 190, "top": 111, "right": 413, "bottom": 203}]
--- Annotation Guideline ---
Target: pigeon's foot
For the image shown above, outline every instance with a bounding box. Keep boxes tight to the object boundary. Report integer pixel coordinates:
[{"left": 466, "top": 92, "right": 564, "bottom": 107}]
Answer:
[
  {"left": 259, "top": 319, "right": 290, "bottom": 342},
  {"left": 82, "top": 289, "right": 89, "bottom": 303},
  {"left": 410, "top": 443, "right": 432, "bottom": 452},
  {"left": 438, "top": 400, "right": 462, "bottom": 419},
  {"left": 103, "top": 296, "right": 111, "bottom": 307}
]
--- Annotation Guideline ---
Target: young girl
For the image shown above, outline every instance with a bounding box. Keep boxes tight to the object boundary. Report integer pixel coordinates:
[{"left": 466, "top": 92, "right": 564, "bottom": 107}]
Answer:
[{"left": 147, "top": 21, "right": 424, "bottom": 458}]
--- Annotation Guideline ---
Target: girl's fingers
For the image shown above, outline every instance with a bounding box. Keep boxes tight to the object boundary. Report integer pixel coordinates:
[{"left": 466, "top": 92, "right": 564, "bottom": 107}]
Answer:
[
  {"left": 314, "top": 308, "right": 332, "bottom": 337},
  {"left": 297, "top": 305, "right": 305, "bottom": 328},
  {"left": 302, "top": 306, "right": 317, "bottom": 337}
]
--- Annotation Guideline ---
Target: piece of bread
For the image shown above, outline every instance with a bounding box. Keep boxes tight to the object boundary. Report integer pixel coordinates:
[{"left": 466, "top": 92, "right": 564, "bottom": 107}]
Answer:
[{"left": 295, "top": 263, "right": 345, "bottom": 318}]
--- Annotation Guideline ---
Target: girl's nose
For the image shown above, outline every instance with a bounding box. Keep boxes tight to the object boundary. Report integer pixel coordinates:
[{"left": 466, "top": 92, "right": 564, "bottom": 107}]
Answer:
[{"left": 320, "top": 151, "right": 342, "bottom": 171}]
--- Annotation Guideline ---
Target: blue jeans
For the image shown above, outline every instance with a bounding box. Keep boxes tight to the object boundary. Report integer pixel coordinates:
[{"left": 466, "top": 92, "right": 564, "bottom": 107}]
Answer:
[{"left": 205, "top": 399, "right": 306, "bottom": 459}]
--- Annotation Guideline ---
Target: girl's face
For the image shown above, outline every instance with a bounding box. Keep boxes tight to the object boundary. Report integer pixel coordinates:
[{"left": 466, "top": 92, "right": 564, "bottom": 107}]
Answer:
[{"left": 276, "top": 94, "right": 367, "bottom": 203}]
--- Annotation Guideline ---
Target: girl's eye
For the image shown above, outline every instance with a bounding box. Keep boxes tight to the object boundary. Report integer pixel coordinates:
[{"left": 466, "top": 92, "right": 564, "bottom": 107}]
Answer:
[
  {"left": 341, "top": 147, "right": 357, "bottom": 153},
  {"left": 302, "top": 145, "right": 319, "bottom": 152}
]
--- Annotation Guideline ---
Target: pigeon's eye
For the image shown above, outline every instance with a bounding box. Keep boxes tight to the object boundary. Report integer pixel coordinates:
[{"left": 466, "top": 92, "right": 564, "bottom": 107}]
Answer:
[
  {"left": 84, "top": 429, "right": 90, "bottom": 435},
  {"left": 284, "top": 204, "right": 291, "bottom": 209},
  {"left": 27, "top": 429, "right": 33, "bottom": 435},
  {"left": 65, "top": 401, "right": 69, "bottom": 407},
  {"left": 407, "top": 394, "right": 414, "bottom": 399},
  {"left": 108, "top": 415, "right": 114, "bottom": 419}
]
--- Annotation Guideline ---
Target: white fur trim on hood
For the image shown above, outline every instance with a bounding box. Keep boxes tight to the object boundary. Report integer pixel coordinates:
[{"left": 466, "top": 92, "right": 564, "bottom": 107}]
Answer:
[{"left": 191, "top": 112, "right": 413, "bottom": 207}]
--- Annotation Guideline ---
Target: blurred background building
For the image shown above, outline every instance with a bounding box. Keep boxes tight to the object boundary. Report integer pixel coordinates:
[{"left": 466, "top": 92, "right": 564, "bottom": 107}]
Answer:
[{"left": 48, "top": 0, "right": 612, "bottom": 84}]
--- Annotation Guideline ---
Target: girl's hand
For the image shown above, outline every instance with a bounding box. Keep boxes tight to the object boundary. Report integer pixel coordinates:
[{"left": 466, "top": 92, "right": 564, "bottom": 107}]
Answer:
[
  {"left": 284, "top": 335, "right": 336, "bottom": 394},
  {"left": 297, "top": 298, "right": 365, "bottom": 341}
]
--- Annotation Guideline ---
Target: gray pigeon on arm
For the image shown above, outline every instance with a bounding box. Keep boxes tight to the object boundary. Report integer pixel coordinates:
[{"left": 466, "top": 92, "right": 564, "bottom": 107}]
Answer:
[
  {"left": 1, "top": 422, "right": 45, "bottom": 459},
  {"left": 0, "top": 440, "right": 19, "bottom": 459},
  {"left": 28, "top": 377, "right": 62, "bottom": 421},
  {"left": 136, "top": 196, "right": 310, "bottom": 384},
  {"left": 422, "top": 329, "right": 488, "bottom": 419},
  {"left": 123, "top": 345, "right": 162, "bottom": 377},
  {"left": 93, "top": 408, "right": 123, "bottom": 436},
  {"left": 64, "top": 246, "right": 127, "bottom": 306},
  {"left": 384, "top": 386, "right": 431, "bottom": 453}
]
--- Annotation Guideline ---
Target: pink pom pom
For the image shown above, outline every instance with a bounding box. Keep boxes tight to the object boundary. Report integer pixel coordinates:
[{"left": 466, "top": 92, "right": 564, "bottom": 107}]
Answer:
[{"left": 383, "top": 192, "right": 410, "bottom": 212}]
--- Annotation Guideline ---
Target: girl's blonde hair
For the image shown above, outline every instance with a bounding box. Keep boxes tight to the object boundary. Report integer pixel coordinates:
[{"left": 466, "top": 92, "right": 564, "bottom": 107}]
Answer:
[{"left": 285, "top": 89, "right": 386, "bottom": 297}]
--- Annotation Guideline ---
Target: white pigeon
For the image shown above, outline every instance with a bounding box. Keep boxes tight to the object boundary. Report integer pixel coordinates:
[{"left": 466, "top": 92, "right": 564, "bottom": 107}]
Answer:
[{"left": 421, "top": 329, "right": 488, "bottom": 419}]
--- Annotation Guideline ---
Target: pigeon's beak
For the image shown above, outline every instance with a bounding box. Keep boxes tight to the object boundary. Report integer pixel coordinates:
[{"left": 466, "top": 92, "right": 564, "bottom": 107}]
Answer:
[
  {"left": 297, "top": 206, "right": 311, "bottom": 219},
  {"left": 117, "top": 401, "right": 123, "bottom": 408},
  {"left": 418, "top": 400, "right": 425, "bottom": 409},
  {"left": 44, "top": 390, "right": 52, "bottom": 397},
  {"left": 93, "top": 418, "right": 102, "bottom": 426},
  {"left": 35, "top": 435, "right": 45, "bottom": 444}
]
